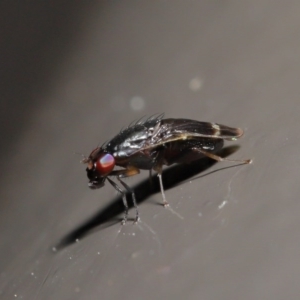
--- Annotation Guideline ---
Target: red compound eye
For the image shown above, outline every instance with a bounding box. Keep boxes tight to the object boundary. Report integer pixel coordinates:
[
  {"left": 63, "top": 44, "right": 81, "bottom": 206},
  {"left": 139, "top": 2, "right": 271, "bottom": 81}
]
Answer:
[{"left": 95, "top": 153, "right": 115, "bottom": 176}]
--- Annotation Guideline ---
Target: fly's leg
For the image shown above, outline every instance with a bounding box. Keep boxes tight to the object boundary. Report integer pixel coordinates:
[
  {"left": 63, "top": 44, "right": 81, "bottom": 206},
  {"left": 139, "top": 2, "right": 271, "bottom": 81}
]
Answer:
[
  {"left": 157, "top": 172, "right": 169, "bottom": 207},
  {"left": 151, "top": 146, "right": 170, "bottom": 207},
  {"left": 117, "top": 178, "right": 140, "bottom": 223},
  {"left": 107, "top": 177, "right": 129, "bottom": 225},
  {"left": 110, "top": 167, "right": 140, "bottom": 223},
  {"left": 194, "top": 148, "right": 252, "bottom": 164},
  {"left": 153, "top": 160, "right": 169, "bottom": 207}
]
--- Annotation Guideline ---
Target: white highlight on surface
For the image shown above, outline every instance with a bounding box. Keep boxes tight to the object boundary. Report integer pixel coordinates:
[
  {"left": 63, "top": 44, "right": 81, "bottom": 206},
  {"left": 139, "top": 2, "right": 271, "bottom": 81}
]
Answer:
[
  {"left": 189, "top": 77, "right": 204, "bottom": 91},
  {"left": 137, "top": 220, "right": 162, "bottom": 255},
  {"left": 130, "top": 96, "right": 145, "bottom": 111},
  {"left": 218, "top": 200, "right": 228, "bottom": 209},
  {"left": 165, "top": 205, "right": 184, "bottom": 220},
  {"left": 131, "top": 252, "right": 140, "bottom": 259}
]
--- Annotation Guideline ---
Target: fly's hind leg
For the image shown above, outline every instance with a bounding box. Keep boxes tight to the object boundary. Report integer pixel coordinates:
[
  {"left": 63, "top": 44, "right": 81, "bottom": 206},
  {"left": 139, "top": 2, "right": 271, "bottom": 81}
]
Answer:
[{"left": 193, "top": 148, "right": 252, "bottom": 164}]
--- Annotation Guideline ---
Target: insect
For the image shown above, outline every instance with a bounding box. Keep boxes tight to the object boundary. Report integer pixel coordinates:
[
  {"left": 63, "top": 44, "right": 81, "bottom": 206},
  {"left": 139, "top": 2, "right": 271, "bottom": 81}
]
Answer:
[{"left": 82, "top": 115, "right": 251, "bottom": 224}]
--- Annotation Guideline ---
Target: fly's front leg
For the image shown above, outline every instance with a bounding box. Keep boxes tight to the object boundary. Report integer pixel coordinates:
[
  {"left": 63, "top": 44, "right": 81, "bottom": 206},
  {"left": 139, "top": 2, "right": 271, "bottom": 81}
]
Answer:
[
  {"left": 117, "top": 178, "right": 140, "bottom": 223},
  {"left": 106, "top": 177, "right": 129, "bottom": 225},
  {"left": 110, "top": 167, "right": 140, "bottom": 223}
]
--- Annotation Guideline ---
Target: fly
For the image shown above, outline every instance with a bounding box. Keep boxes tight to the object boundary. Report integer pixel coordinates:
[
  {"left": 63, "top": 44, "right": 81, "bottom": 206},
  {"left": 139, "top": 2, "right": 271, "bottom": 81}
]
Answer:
[{"left": 82, "top": 115, "right": 251, "bottom": 224}]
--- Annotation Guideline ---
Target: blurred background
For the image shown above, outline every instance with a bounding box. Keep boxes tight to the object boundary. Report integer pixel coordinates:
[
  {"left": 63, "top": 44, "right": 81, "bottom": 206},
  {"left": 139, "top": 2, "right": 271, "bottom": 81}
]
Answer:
[{"left": 1, "top": 1, "right": 300, "bottom": 299}]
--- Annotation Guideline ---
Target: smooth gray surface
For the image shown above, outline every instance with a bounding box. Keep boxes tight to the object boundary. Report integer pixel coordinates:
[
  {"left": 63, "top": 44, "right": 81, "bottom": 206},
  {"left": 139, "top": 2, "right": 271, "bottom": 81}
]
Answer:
[{"left": 1, "top": 1, "right": 300, "bottom": 299}]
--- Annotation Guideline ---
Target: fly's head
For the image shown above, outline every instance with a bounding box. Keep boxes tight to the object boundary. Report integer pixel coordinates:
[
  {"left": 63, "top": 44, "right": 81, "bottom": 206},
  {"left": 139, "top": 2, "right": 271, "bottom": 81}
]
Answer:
[{"left": 82, "top": 147, "right": 115, "bottom": 189}]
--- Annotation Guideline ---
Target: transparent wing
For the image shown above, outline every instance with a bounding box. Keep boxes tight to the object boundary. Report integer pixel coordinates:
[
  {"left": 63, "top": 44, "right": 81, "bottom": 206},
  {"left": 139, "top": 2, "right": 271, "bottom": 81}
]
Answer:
[{"left": 139, "top": 118, "right": 243, "bottom": 152}]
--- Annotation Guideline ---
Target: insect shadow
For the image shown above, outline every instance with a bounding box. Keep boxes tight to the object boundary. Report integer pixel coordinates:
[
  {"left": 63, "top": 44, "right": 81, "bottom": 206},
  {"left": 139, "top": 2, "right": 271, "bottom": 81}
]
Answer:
[{"left": 55, "top": 146, "right": 245, "bottom": 250}]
